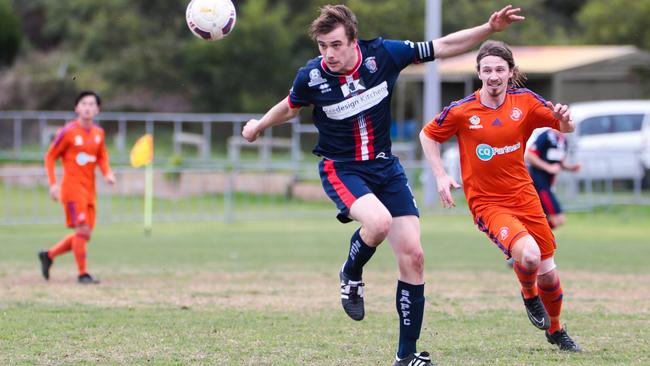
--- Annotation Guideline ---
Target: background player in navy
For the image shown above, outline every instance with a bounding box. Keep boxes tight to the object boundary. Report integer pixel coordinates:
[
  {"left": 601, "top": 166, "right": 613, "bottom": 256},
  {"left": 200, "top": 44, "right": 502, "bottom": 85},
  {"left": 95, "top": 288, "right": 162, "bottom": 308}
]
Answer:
[
  {"left": 526, "top": 128, "right": 581, "bottom": 229},
  {"left": 242, "top": 4, "right": 523, "bottom": 365}
]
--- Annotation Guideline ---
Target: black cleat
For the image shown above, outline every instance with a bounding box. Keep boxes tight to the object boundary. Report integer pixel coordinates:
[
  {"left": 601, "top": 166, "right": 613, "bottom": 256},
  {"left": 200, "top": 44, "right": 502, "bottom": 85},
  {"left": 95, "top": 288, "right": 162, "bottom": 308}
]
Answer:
[
  {"left": 339, "top": 269, "right": 364, "bottom": 321},
  {"left": 393, "top": 351, "right": 437, "bottom": 366},
  {"left": 546, "top": 328, "right": 582, "bottom": 352},
  {"left": 38, "top": 250, "right": 52, "bottom": 280},
  {"left": 78, "top": 273, "right": 100, "bottom": 284},
  {"left": 522, "top": 293, "right": 550, "bottom": 330}
]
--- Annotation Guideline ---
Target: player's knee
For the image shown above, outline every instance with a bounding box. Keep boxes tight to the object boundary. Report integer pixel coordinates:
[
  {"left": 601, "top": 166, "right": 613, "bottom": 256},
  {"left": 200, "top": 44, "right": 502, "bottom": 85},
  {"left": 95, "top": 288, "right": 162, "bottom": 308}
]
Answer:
[
  {"left": 520, "top": 244, "right": 541, "bottom": 269},
  {"left": 75, "top": 225, "right": 92, "bottom": 240},
  {"left": 366, "top": 214, "right": 392, "bottom": 242},
  {"left": 521, "top": 253, "right": 540, "bottom": 270},
  {"left": 398, "top": 246, "right": 424, "bottom": 276},
  {"left": 409, "top": 248, "right": 425, "bottom": 275}
]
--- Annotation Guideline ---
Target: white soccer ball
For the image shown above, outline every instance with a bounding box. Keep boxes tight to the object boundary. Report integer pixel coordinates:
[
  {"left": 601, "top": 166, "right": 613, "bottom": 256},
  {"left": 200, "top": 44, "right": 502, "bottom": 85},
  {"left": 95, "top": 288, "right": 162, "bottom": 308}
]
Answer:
[{"left": 186, "top": 0, "right": 237, "bottom": 41}]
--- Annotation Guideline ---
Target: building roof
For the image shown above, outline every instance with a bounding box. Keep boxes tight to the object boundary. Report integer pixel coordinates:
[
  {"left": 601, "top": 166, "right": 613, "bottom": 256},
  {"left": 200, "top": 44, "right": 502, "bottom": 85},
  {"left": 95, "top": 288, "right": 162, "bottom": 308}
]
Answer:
[{"left": 401, "top": 45, "right": 646, "bottom": 79}]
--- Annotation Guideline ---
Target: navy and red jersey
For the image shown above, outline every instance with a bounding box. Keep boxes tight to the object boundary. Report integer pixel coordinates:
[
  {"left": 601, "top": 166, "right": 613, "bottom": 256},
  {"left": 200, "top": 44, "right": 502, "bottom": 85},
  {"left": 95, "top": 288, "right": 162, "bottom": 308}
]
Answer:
[
  {"left": 289, "top": 38, "right": 435, "bottom": 162},
  {"left": 528, "top": 129, "right": 568, "bottom": 187}
]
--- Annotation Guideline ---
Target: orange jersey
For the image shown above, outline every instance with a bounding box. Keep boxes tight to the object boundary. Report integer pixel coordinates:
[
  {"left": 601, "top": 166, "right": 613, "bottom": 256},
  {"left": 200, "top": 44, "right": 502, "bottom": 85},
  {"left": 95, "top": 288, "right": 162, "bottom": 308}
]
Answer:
[
  {"left": 45, "top": 120, "right": 111, "bottom": 202},
  {"left": 423, "top": 89, "right": 560, "bottom": 214}
]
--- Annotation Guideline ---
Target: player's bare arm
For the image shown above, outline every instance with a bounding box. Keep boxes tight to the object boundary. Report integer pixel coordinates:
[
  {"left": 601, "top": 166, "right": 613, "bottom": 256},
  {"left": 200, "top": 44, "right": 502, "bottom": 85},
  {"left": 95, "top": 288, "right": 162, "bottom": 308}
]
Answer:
[
  {"left": 104, "top": 171, "right": 116, "bottom": 185},
  {"left": 561, "top": 161, "right": 581, "bottom": 172},
  {"left": 545, "top": 101, "right": 575, "bottom": 133},
  {"left": 525, "top": 150, "right": 562, "bottom": 175},
  {"left": 242, "top": 96, "right": 300, "bottom": 142},
  {"left": 49, "top": 184, "right": 60, "bottom": 202},
  {"left": 433, "top": 5, "right": 524, "bottom": 59},
  {"left": 419, "top": 130, "right": 461, "bottom": 208}
]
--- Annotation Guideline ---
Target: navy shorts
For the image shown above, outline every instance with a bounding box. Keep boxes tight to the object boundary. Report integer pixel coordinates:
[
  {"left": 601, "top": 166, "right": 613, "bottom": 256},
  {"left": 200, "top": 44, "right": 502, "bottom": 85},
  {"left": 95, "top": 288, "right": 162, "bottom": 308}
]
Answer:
[
  {"left": 318, "top": 157, "right": 419, "bottom": 223},
  {"left": 535, "top": 185, "right": 563, "bottom": 216}
]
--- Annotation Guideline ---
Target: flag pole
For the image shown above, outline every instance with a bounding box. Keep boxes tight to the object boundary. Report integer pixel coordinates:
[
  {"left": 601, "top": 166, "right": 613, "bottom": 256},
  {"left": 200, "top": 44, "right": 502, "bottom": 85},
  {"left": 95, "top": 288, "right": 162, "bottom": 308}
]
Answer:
[
  {"left": 144, "top": 160, "right": 153, "bottom": 236},
  {"left": 130, "top": 134, "right": 154, "bottom": 236}
]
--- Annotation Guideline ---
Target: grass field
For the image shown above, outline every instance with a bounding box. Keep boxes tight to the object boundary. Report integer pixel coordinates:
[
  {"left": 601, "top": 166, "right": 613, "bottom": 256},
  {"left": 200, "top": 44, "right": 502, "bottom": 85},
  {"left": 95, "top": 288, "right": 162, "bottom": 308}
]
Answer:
[{"left": 1, "top": 205, "right": 649, "bottom": 365}]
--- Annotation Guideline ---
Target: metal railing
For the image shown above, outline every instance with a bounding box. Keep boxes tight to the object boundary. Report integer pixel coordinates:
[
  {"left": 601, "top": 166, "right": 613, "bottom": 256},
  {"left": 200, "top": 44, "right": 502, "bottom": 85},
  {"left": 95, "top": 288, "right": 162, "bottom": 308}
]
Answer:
[{"left": 0, "top": 111, "right": 302, "bottom": 164}]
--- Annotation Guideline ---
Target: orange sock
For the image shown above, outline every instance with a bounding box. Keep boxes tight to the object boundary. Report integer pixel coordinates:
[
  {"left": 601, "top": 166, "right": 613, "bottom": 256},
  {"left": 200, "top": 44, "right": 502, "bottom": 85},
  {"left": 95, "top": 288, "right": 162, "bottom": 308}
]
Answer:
[
  {"left": 539, "top": 278, "right": 563, "bottom": 334},
  {"left": 72, "top": 233, "right": 89, "bottom": 275},
  {"left": 514, "top": 261, "right": 539, "bottom": 299},
  {"left": 48, "top": 234, "right": 75, "bottom": 259}
]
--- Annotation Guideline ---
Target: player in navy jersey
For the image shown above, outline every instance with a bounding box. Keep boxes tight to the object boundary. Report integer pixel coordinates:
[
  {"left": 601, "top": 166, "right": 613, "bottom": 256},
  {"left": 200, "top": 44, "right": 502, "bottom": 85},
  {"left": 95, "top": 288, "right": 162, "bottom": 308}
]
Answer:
[
  {"left": 242, "top": 4, "right": 523, "bottom": 365},
  {"left": 526, "top": 128, "right": 581, "bottom": 229}
]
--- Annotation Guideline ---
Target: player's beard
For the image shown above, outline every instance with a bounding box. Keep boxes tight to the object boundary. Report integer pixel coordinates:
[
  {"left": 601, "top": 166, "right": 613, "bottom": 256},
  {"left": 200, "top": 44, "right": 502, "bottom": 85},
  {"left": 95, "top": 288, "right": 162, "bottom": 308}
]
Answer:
[{"left": 487, "top": 82, "right": 505, "bottom": 97}]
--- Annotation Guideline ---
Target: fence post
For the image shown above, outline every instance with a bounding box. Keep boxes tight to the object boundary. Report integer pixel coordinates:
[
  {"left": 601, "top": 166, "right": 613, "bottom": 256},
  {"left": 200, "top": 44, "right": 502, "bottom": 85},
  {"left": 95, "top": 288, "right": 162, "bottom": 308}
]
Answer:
[{"left": 13, "top": 118, "right": 22, "bottom": 156}]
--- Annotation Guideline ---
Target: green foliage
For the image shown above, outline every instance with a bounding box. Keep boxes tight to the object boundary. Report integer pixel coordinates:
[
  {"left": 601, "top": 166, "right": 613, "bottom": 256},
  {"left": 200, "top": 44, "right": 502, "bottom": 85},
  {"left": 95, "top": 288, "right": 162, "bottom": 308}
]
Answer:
[
  {"left": 4, "top": 0, "right": 650, "bottom": 111},
  {"left": 182, "top": 0, "right": 299, "bottom": 112},
  {"left": 0, "top": 0, "right": 21, "bottom": 66},
  {"left": 578, "top": 0, "right": 650, "bottom": 50}
]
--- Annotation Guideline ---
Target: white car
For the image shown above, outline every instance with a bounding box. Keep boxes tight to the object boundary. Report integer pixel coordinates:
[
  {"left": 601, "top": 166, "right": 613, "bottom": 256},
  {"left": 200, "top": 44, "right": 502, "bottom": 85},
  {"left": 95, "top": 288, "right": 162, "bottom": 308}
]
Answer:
[{"left": 569, "top": 100, "right": 650, "bottom": 184}]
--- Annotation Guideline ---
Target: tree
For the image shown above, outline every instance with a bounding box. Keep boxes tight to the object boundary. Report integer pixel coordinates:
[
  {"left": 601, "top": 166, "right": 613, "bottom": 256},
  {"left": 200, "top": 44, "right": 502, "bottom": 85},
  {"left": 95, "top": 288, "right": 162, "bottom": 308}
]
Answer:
[
  {"left": 578, "top": 0, "right": 650, "bottom": 50},
  {"left": 0, "top": 0, "right": 21, "bottom": 66}
]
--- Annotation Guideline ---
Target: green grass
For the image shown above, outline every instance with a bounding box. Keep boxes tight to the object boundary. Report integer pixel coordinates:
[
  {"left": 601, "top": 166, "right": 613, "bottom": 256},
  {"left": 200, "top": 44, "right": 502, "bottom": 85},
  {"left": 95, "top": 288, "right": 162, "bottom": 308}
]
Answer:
[{"left": 1, "top": 206, "right": 649, "bottom": 365}]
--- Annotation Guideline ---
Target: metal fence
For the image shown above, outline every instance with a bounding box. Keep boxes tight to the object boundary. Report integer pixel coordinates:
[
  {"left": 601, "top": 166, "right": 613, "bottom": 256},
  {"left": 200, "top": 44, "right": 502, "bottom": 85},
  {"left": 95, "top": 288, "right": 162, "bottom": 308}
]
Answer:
[
  {"left": 2, "top": 162, "right": 649, "bottom": 226},
  {"left": 0, "top": 111, "right": 303, "bottom": 164},
  {"left": 1, "top": 111, "right": 649, "bottom": 226}
]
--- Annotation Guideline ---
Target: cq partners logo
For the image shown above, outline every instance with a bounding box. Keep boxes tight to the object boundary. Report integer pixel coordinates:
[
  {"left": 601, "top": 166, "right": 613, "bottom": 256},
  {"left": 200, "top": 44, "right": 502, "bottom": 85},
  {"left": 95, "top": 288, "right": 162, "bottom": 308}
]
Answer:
[
  {"left": 476, "top": 144, "right": 494, "bottom": 161},
  {"left": 75, "top": 152, "right": 97, "bottom": 166}
]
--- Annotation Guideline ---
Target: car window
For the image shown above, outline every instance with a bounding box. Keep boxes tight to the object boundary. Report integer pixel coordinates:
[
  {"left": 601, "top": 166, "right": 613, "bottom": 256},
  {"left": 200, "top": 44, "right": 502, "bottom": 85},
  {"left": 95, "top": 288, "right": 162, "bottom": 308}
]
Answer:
[
  {"left": 611, "top": 114, "right": 644, "bottom": 133},
  {"left": 579, "top": 116, "right": 610, "bottom": 136}
]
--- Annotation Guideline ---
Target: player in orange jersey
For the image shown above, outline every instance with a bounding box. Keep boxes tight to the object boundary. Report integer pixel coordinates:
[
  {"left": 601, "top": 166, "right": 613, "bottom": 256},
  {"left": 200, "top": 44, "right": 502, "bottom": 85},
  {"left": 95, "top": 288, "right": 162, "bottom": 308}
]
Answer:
[
  {"left": 39, "top": 91, "right": 115, "bottom": 284},
  {"left": 420, "top": 41, "right": 581, "bottom": 352}
]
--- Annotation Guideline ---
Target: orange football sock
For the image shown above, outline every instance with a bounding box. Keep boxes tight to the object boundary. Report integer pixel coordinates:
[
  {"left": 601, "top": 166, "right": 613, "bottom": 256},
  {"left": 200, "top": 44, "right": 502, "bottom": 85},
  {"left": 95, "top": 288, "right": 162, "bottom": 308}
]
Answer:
[
  {"left": 48, "top": 234, "right": 75, "bottom": 259},
  {"left": 539, "top": 278, "right": 563, "bottom": 334},
  {"left": 514, "top": 261, "right": 539, "bottom": 299},
  {"left": 72, "top": 233, "right": 89, "bottom": 275}
]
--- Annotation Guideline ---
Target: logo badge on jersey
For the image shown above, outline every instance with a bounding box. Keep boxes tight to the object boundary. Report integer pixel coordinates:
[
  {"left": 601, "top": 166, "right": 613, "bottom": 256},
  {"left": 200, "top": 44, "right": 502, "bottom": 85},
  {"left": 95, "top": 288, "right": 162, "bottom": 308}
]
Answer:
[
  {"left": 307, "top": 69, "right": 327, "bottom": 87},
  {"left": 499, "top": 226, "right": 510, "bottom": 241},
  {"left": 469, "top": 115, "right": 483, "bottom": 129},
  {"left": 476, "top": 142, "right": 521, "bottom": 161},
  {"left": 95, "top": 135, "right": 102, "bottom": 144},
  {"left": 492, "top": 118, "right": 503, "bottom": 126},
  {"left": 340, "top": 77, "right": 366, "bottom": 97},
  {"left": 510, "top": 107, "right": 523, "bottom": 121},
  {"left": 74, "top": 135, "right": 83, "bottom": 146},
  {"left": 364, "top": 57, "right": 378, "bottom": 73},
  {"left": 476, "top": 144, "right": 494, "bottom": 161},
  {"left": 75, "top": 152, "right": 97, "bottom": 166},
  {"left": 319, "top": 83, "right": 332, "bottom": 94}
]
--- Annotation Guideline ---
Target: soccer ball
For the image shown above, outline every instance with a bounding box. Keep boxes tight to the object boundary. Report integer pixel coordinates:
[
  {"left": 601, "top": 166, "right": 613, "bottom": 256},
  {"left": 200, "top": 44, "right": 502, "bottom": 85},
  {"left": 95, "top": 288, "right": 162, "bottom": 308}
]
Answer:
[{"left": 186, "top": 0, "right": 237, "bottom": 41}]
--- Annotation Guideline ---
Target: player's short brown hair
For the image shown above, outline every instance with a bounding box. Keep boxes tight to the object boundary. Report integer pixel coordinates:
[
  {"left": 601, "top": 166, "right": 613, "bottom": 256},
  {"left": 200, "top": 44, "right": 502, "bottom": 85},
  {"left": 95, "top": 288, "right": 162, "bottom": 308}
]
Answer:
[
  {"left": 476, "top": 40, "right": 527, "bottom": 87},
  {"left": 309, "top": 4, "right": 358, "bottom": 42}
]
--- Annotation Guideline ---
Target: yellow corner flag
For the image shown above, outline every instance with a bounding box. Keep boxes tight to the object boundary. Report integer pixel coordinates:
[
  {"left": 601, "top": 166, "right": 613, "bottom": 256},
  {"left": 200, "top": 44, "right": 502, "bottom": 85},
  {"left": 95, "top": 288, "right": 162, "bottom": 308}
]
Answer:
[
  {"left": 130, "top": 134, "right": 154, "bottom": 236},
  {"left": 130, "top": 134, "right": 154, "bottom": 168}
]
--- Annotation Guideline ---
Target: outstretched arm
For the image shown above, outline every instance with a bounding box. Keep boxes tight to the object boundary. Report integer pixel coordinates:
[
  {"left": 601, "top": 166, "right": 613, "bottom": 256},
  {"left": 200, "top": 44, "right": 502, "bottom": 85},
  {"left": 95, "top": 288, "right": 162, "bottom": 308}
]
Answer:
[
  {"left": 419, "top": 131, "right": 461, "bottom": 208},
  {"left": 433, "top": 5, "right": 524, "bottom": 59},
  {"left": 242, "top": 97, "right": 300, "bottom": 142}
]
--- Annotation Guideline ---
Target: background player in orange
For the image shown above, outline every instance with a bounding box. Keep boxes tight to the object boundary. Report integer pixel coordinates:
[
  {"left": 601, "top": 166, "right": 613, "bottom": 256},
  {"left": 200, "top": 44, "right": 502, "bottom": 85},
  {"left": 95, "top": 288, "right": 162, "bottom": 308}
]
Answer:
[
  {"left": 420, "top": 40, "right": 581, "bottom": 352},
  {"left": 39, "top": 90, "right": 115, "bottom": 284}
]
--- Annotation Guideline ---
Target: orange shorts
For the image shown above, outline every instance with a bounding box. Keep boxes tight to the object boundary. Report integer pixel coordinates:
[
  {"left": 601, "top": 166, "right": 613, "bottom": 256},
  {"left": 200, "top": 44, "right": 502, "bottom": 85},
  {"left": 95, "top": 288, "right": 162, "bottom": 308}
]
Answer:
[
  {"left": 62, "top": 199, "right": 96, "bottom": 229},
  {"left": 474, "top": 203, "right": 556, "bottom": 260}
]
